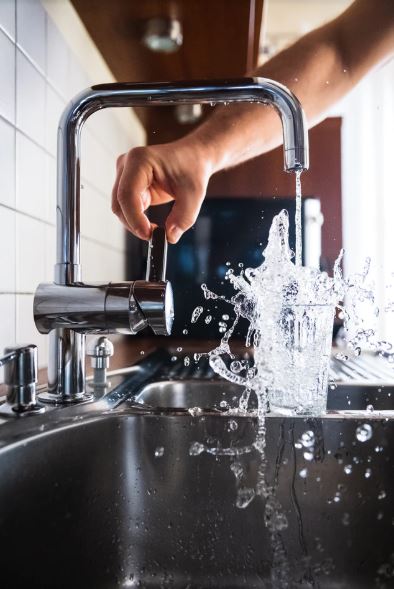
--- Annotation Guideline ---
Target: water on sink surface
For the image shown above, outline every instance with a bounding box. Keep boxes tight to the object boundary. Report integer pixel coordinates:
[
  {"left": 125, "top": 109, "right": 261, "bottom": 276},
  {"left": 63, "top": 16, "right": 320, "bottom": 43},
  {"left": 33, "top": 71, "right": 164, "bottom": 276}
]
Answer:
[{"left": 0, "top": 411, "right": 392, "bottom": 588}]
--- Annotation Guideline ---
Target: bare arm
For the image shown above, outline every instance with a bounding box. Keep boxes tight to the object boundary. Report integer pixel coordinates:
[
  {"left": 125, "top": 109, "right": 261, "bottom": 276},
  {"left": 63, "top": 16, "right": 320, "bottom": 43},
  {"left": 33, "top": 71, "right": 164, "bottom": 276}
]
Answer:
[{"left": 112, "top": 0, "right": 394, "bottom": 243}]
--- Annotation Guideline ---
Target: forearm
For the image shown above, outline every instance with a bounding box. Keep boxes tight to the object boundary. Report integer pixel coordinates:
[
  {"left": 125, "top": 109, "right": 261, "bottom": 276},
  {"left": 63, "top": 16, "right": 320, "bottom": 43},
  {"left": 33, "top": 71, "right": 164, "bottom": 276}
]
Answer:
[{"left": 184, "top": 0, "right": 394, "bottom": 173}]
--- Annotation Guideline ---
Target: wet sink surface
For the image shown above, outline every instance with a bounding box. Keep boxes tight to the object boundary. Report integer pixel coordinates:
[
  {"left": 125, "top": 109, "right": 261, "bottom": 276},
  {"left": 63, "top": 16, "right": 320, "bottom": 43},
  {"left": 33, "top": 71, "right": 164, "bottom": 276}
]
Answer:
[
  {"left": 0, "top": 401, "right": 393, "bottom": 588},
  {"left": 136, "top": 378, "right": 394, "bottom": 412}
]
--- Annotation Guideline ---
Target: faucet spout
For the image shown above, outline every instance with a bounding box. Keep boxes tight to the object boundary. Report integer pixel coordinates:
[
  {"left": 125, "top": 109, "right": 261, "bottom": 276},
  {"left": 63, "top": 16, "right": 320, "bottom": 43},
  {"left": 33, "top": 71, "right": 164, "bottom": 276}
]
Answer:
[{"left": 42, "top": 77, "right": 309, "bottom": 399}]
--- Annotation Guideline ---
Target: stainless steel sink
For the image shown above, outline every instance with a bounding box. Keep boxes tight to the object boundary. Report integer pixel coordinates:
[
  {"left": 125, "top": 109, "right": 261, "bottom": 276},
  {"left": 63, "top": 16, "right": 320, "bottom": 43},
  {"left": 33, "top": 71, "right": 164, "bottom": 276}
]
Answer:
[
  {"left": 0, "top": 398, "right": 393, "bottom": 587},
  {"left": 0, "top": 351, "right": 394, "bottom": 588}
]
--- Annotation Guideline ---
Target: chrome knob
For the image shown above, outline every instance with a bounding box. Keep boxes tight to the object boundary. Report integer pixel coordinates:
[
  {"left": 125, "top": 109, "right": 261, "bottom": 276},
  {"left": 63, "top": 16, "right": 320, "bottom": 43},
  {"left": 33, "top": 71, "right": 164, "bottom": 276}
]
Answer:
[
  {"left": 87, "top": 336, "right": 114, "bottom": 386},
  {"left": 0, "top": 344, "right": 45, "bottom": 416}
]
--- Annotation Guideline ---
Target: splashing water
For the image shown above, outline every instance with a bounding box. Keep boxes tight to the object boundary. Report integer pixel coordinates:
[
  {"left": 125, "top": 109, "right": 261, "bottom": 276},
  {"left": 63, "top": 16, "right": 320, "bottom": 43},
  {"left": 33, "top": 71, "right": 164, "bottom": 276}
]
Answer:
[
  {"left": 188, "top": 170, "right": 394, "bottom": 586},
  {"left": 207, "top": 206, "right": 343, "bottom": 415}
]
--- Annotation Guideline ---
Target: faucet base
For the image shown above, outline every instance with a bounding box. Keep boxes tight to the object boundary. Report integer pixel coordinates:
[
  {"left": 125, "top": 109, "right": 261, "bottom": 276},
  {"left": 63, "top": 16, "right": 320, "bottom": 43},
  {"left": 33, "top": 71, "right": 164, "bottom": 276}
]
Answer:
[
  {"left": 37, "top": 390, "right": 93, "bottom": 405},
  {"left": 0, "top": 400, "right": 46, "bottom": 417}
]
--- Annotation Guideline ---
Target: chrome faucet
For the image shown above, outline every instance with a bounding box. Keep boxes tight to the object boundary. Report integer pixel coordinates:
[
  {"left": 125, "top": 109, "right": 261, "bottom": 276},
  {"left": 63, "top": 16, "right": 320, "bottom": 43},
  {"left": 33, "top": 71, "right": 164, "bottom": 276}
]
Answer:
[{"left": 33, "top": 78, "right": 309, "bottom": 403}]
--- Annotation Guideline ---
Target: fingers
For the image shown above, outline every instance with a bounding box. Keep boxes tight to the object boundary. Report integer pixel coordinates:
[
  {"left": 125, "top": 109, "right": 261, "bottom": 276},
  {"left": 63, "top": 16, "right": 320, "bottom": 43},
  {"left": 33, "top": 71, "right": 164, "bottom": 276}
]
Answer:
[
  {"left": 165, "top": 185, "right": 205, "bottom": 244},
  {"left": 112, "top": 146, "right": 209, "bottom": 244},
  {"left": 113, "top": 150, "right": 152, "bottom": 241}
]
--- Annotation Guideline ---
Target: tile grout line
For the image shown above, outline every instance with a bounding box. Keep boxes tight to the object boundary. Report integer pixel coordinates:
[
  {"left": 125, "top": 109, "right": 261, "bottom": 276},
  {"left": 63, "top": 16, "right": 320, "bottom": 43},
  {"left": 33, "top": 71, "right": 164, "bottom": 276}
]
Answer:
[
  {"left": 0, "top": 202, "right": 125, "bottom": 253},
  {"left": 13, "top": 0, "right": 17, "bottom": 343},
  {"left": 0, "top": 22, "right": 15, "bottom": 45}
]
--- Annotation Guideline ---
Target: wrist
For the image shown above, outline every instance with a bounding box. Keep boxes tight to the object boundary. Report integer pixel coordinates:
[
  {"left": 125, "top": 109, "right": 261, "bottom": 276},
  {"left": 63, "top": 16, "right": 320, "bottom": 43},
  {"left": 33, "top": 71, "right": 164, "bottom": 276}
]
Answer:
[{"left": 176, "top": 123, "right": 229, "bottom": 176}]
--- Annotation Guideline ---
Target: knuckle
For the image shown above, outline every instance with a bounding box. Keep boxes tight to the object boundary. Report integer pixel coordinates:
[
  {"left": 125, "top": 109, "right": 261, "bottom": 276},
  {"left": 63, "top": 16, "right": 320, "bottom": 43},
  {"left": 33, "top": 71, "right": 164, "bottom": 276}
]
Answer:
[
  {"left": 126, "top": 145, "right": 146, "bottom": 164},
  {"left": 116, "top": 153, "right": 125, "bottom": 167}
]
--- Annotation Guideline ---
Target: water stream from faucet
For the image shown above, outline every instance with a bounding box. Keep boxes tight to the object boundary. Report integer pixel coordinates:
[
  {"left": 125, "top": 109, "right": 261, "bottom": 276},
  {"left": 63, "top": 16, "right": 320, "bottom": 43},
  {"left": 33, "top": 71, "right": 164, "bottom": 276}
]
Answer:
[{"left": 295, "top": 170, "right": 303, "bottom": 267}]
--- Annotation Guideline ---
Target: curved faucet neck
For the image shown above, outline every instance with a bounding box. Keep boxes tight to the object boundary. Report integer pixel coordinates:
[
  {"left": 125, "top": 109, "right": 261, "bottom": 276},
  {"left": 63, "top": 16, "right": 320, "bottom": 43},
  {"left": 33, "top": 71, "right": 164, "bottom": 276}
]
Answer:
[{"left": 55, "top": 78, "right": 308, "bottom": 285}]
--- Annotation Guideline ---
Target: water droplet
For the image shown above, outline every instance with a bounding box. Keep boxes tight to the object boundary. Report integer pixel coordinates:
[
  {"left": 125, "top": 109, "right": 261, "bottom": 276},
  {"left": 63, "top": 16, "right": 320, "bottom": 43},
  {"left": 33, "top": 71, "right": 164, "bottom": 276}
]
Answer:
[
  {"left": 188, "top": 407, "right": 202, "bottom": 417},
  {"left": 222, "top": 314, "right": 230, "bottom": 320},
  {"left": 228, "top": 420, "right": 238, "bottom": 431},
  {"left": 378, "top": 490, "right": 386, "bottom": 500},
  {"left": 171, "top": 355, "right": 177, "bottom": 362},
  {"left": 301, "top": 430, "right": 315, "bottom": 448},
  {"left": 191, "top": 306, "right": 203, "bottom": 323},
  {"left": 205, "top": 315, "right": 212, "bottom": 324},
  {"left": 230, "top": 360, "right": 243, "bottom": 373},
  {"left": 365, "top": 468, "right": 372, "bottom": 479},
  {"left": 182, "top": 329, "right": 188, "bottom": 335},
  {"left": 344, "top": 464, "right": 353, "bottom": 475},
  {"left": 304, "top": 451, "right": 314, "bottom": 461},
  {"left": 366, "top": 404, "right": 374, "bottom": 412},
  {"left": 184, "top": 356, "right": 190, "bottom": 366},
  {"left": 230, "top": 462, "right": 244, "bottom": 479},
  {"left": 140, "top": 350, "right": 145, "bottom": 355},
  {"left": 154, "top": 447, "right": 164, "bottom": 457},
  {"left": 236, "top": 487, "right": 255, "bottom": 509},
  {"left": 189, "top": 442, "right": 205, "bottom": 456},
  {"left": 220, "top": 400, "right": 229, "bottom": 409},
  {"left": 356, "top": 424, "right": 372, "bottom": 442},
  {"left": 176, "top": 346, "right": 183, "bottom": 352},
  {"left": 299, "top": 468, "right": 308, "bottom": 479}
]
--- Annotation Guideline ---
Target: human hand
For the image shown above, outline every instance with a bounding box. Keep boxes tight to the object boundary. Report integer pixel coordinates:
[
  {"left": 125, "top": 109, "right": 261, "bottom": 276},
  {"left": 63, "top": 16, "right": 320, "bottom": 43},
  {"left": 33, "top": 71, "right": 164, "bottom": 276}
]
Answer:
[{"left": 111, "top": 138, "right": 215, "bottom": 244}]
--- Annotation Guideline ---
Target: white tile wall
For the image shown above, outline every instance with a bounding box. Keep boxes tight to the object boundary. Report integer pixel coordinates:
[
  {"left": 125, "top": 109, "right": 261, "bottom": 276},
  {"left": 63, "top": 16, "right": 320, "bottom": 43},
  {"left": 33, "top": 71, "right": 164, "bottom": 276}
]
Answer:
[
  {"left": 0, "top": 0, "right": 16, "bottom": 41},
  {"left": 16, "top": 49, "right": 46, "bottom": 145},
  {"left": 0, "top": 0, "right": 145, "bottom": 371},
  {"left": 16, "top": 0, "right": 46, "bottom": 74},
  {"left": 0, "top": 294, "right": 16, "bottom": 370},
  {"left": 46, "top": 14, "right": 69, "bottom": 96},
  {"left": 15, "top": 213, "right": 47, "bottom": 292},
  {"left": 45, "top": 84, "right": 64, "bottom": 155},
  {"left": 0, "top": 29, "right": 15, "bottom": 123},
  {"left": 0, "top": 117, "right": 16, "bottom": 208},
  {"left": 0, "top": 207, "right": 16, "bottom": 292},
  {"left": 15, "top": 131, "right": 47, "bottom": 220}
]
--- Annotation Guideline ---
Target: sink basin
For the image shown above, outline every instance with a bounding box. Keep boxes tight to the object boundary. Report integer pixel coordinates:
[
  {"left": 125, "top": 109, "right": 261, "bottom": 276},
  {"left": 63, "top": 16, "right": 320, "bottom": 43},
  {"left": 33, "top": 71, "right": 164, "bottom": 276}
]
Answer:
[
  {"left": 0, "top": 387, "right": 393, "bottom": 588},
  {"left": 136, "top": 378, "right": 394, "bottom": 412}
]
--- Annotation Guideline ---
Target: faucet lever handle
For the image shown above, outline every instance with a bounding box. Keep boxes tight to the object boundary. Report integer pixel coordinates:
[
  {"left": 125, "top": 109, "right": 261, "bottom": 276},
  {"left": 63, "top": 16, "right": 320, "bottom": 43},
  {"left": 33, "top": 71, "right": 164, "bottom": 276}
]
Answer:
[
  {"left": 133, "top": 226, "right": 174, "bottom": 336},
  {"left": 146, "top": 226, "right": 167, "bottom": 282}
]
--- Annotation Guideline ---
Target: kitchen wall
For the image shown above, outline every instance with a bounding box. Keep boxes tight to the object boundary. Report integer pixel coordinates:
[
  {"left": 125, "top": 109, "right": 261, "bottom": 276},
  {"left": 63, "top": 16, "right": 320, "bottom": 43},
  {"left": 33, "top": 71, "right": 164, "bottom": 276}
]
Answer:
[{"left": 0, "top": 0, "right": 145, "bottom": 371}]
